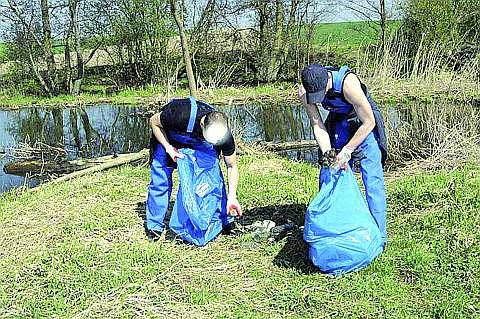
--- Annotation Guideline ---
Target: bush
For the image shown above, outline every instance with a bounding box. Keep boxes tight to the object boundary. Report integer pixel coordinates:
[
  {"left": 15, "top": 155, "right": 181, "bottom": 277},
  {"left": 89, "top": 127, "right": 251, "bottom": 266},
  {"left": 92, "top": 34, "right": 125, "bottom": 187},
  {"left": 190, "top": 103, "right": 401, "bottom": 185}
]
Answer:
[{"left": 401, "top": 0, "right": 480, "bottom": 56}]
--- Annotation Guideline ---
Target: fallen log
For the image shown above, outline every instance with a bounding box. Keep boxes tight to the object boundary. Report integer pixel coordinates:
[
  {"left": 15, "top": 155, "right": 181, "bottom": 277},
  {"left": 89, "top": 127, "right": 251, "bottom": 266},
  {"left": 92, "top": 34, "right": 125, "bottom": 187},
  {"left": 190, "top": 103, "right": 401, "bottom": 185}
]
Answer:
[
  {"left": 258, "top": 140, "right": 318, "bottom": 152},
  {"left": 5, "top": 140, "right": 317, "bottom": 176},
  {"left": 4, "top": 150, "right": 149, "bottom": 176},
  {"left": 49, "top": 149, "right": 149, "bottom": 185},
  {"left": 8, "top": 140, "right": 318, "bottom": 192},
  {"left": 38, "top": 141, "right": 316, "bottom": 189}
]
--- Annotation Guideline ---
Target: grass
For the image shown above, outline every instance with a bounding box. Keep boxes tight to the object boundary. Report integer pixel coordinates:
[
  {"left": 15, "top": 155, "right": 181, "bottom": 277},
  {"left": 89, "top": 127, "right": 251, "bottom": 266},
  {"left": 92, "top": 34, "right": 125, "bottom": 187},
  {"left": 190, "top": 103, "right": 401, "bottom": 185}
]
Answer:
[
  {"left": 312, "top": 21, "right": 378, "bottom": 52},
  {"left": 311, "top": 21, "right": 401, "bottom": 55},
  {"left": 0, "top": 154, "right": 479, "bottom": 318}
]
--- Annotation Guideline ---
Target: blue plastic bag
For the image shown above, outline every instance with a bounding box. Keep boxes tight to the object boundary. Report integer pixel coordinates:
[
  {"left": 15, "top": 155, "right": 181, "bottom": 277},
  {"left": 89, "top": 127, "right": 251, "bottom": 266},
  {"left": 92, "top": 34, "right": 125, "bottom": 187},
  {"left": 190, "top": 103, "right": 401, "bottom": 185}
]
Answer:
[
  {"left": 304, "top": 168, "right": 384, "bottom": 275},
  {"left": 169, "top": 148, "right": 232, "bottom": 246}
]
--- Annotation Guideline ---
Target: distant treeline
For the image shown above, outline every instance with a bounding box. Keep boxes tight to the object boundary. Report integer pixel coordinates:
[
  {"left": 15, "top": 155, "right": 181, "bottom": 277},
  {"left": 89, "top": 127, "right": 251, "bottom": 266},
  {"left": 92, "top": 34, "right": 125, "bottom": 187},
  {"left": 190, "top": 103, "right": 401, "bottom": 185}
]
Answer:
[{"left": 0, "top": 0, "right": 478, "bottom": 97}]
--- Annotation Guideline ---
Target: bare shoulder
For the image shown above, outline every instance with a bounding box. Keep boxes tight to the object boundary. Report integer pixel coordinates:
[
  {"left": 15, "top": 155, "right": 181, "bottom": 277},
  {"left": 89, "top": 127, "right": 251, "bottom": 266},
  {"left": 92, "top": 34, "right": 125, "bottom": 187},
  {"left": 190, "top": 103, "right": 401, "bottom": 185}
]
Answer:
[
  {"left": 343, "top": 73, "right": 363, "bottom": 93},
  {"left": 150, "top": 112, "right": 162, "bottom": 126},
  {"left": 342, "top": 73, "right": 370, "bottom": 107}
]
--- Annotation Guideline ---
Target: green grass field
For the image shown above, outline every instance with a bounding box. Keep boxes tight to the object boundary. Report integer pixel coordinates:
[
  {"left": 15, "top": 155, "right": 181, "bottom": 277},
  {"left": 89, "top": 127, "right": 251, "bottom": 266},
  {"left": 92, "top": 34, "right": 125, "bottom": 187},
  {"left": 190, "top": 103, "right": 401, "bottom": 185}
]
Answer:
[
  {"left": 311, "top": 20, "right": 401, "bottom": 54},
  {"left": 0, "top": 154, "right": 479, "bottom": 318},
  {"left": 313, "top": 21, "right": 377, "bottom": 49}
]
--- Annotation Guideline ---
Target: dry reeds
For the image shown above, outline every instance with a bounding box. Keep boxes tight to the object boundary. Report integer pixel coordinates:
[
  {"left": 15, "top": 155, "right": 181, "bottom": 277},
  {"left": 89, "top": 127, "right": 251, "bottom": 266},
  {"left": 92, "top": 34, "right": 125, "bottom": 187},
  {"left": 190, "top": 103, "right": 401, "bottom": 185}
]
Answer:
[
  {"left": 384, "top": 96, "right": 480, "bottom": 171},
  {"left": 355, "top": 31, "right": 480, "bottom": 102},
  {"left": 4, "top": 141, "right": 67, "bottom": 162},
  {"left": 348, "top": 31, "right": 480, "bottom": 171}
]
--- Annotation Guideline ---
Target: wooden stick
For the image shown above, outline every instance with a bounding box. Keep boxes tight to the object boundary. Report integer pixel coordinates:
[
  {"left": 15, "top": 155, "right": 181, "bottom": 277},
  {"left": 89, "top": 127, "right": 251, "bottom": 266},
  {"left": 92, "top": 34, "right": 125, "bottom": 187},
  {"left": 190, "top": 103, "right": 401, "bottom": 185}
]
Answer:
[
  {"left": 31, "top": 149, "right": 149, "bottom": 191},
  {"left": 29, "top": 140, "right": 318, "bottom": 190},
  {"left": 259, "top": 140, "right": 318, "bottom": 151},
  {"left": 52, "top": 149, "right": 149, "bottom": 184}
]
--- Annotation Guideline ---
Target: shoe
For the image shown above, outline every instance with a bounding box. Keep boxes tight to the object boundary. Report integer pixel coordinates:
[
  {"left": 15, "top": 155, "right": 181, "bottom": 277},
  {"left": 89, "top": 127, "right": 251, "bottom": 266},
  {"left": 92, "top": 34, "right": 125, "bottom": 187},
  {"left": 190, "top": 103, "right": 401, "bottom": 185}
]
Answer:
[{"left": 147, "top": 229, "right": 163, "bottom": 242}]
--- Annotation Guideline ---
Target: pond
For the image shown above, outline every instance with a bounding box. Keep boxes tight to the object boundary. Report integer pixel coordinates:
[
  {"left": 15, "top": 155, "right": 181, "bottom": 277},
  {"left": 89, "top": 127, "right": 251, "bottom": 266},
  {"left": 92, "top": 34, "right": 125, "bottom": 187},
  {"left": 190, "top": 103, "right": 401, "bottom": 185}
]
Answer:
[{"left": 0, "top": 103, "right": 322, "bottom": 193}]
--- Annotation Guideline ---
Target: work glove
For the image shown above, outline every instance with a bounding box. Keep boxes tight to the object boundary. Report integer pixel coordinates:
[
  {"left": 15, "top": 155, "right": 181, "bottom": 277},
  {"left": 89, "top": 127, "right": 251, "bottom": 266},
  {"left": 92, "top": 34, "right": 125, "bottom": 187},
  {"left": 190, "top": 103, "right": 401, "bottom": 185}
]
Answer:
[
  {"left": 165, "top": 144, "right": 184, "bottom": 162},
  {"left": 320, "top": 149, "right": 337, "bottom": 168},
  {"left": 333, "top": 146, "right": 353, "bottom": 171},
  {"left": 227, "top": 195, "right": 242, "bottom": 217}
]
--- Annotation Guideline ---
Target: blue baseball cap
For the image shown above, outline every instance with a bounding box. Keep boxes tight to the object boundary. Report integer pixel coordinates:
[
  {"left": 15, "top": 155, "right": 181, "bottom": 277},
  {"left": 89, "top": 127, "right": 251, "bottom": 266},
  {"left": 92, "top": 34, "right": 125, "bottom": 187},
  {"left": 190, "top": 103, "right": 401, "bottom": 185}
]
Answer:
[{"left": 301, "top": 64, "right": 328, "bottom": 104}]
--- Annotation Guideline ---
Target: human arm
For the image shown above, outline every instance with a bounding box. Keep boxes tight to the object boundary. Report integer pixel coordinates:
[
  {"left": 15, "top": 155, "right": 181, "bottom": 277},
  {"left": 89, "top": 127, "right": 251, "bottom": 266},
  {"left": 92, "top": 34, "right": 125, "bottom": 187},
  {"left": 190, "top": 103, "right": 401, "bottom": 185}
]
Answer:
[
  {"left": 224, "top": 152, "right": 242, "bottom": 217},
  {"left": 297, "top": 85, "right": 332, "bottom": 153},
  {"left": 149, "top": 112, "right": 184, "bottom": 161},
  {"left": 342, "top": 73, "right": 376, "bottom": 150},
  {"left": 334, "top": 73, "right": 376, "bottom": 169}
]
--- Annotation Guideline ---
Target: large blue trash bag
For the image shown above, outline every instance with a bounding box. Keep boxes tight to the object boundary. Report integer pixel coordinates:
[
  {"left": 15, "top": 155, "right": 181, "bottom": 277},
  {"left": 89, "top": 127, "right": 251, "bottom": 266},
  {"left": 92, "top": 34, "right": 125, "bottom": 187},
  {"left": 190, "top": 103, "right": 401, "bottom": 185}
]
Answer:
[
  {"left": 169, "top": 148, "right": 231, "bottom": 246},
  {"left": 304, "top": 168, "right": 384, "bottom": 275}
]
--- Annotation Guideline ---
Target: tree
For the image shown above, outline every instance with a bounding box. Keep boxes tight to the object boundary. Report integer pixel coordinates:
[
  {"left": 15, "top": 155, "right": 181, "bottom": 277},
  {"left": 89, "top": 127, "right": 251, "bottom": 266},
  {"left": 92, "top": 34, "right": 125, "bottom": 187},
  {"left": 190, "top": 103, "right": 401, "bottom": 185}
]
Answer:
[
  {"left": 90, "top": 0, "right": 175, "bottom": 87},
  {"left": 0, "top": 0, "right": 103, "bottom": 96},
  {"left": 224, "top": 0, "right": 326, "bottom": 82},
  {"left": 1, "top": 0, "right": 58, "bottom": 95},
  {"left": 402, "top": 0, "right": 480, "bottom": 56},
  {"left": 170, "top": 0, "right": 198, "bottom": 97},
  {"left": 338, "top": 0, "right": 396, "bottom": 53}
]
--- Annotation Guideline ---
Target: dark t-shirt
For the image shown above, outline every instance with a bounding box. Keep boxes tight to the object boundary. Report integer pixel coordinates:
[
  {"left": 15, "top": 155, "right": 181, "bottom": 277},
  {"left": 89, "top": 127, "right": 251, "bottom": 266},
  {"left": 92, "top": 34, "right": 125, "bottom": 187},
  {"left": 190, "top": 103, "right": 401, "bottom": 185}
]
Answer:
[{"left": 156, "top": 98, "right": 236, "bottom": 156}]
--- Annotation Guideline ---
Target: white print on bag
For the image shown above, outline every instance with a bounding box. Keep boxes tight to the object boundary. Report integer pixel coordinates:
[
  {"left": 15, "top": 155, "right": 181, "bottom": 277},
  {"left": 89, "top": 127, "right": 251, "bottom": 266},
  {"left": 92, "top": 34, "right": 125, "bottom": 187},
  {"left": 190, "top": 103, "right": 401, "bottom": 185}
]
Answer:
[{"left": 196, "top": 183, "right": 210, "bottom": 198}]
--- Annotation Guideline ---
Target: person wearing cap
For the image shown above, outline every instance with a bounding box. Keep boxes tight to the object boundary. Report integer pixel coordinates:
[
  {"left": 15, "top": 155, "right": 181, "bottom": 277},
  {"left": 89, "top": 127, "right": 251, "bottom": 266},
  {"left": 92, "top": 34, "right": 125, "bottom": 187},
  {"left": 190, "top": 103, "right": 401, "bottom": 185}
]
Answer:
[
  {"left": 146, "top": 97, "right": 242, "bottom": 241},
  {"left": 298, "top": 64, "right": 388, "bottom": 244}
]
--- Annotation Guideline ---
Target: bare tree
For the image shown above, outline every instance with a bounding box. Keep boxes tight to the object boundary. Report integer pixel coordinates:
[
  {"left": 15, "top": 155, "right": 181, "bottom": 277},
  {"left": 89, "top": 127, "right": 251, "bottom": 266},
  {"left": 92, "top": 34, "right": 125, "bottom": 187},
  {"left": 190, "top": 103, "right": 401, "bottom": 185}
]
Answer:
[
  {"left": 89, "top": 0, "right": 175, "bottom": 87},
  {"left": 69, "top": 0, "right": 83, "bottom": 95},
  {"left": 0, "top": 0, "right": 103, "bottom": 96},
  {"left": 1, "top": 0, "right": 57, "bottom": 95},
  {"left": 339, "top": 0, "right": 395, "bottom": 52},
  {"left": 170, "top": 0, "right": 197, "bottom": 97},
  {"left": 40, "top": 0, "right": 58, "bottom": 94},
  {"left": 225, "top": 0, "right": 326, "bottom": 82}
]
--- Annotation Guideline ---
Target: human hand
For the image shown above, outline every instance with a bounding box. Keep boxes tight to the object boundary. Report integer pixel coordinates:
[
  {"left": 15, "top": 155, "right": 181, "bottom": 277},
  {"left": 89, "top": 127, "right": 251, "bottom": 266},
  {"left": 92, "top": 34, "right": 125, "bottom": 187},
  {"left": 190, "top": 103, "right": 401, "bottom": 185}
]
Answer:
[
  {"left": 165, "top": 145, "right": 184, "bottom": 162},
  {"left": 333, "top": 146, "right": 353, "bottom": 170},
  {"left": 227, "top": 195, "right": 242, "bottom": 217}
]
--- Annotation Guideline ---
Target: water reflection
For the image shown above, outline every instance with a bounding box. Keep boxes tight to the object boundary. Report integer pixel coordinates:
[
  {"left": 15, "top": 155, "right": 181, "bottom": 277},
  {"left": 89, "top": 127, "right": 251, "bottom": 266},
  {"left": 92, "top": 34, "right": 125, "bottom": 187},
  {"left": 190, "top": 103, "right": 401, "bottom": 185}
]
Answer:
[
  {"left": 225, "top": 103, "right": 318, "bottom": 142},
  {"left": 3, "top": 101, "right": 469, "bottom": 193},
  {"left": 0, "top": 103, "right": 322, "bottom": 193},
  {"left": 1, "top": 104, "right": 151, "bottom": 193}
]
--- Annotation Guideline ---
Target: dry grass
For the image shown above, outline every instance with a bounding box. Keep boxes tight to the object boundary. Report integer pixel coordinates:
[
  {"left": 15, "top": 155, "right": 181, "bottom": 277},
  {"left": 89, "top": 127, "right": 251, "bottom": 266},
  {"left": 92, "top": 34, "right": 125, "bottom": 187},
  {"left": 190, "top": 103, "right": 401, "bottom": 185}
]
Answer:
[
  {"left": 383, "top": 99, "right": 480, "bottom": 171},
  {"left": 355, "top": 33, "right": 480, "bottom": 103}
]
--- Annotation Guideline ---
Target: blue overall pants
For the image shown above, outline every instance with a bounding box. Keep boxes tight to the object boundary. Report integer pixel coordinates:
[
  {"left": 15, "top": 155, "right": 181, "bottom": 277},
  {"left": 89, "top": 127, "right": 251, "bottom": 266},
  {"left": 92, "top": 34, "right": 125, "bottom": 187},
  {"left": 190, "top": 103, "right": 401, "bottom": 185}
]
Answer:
[{"left": 146, "top": 97, "right": 228, "bottom": 233}]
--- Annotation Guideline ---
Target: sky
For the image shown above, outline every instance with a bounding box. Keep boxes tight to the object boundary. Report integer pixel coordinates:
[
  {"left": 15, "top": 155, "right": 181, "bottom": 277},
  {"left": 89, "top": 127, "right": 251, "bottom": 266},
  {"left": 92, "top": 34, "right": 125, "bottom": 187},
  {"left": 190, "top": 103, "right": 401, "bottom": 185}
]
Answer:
[
  {"left": 326, "top": 0, "right": 400, "bottom": 22},
  {"left": 232, "top": 0, "right": 401, "bottom": 28}
]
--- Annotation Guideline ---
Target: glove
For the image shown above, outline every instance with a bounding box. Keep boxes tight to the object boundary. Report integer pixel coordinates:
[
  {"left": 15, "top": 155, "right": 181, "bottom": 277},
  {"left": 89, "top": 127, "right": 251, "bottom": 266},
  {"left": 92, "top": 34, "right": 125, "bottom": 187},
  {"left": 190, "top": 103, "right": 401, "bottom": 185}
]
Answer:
[
  {"left": 227, "top": 195, "right": 242, "bottom": 217},
  {"left": 333, "top": 146, "right": 353, "bottom": 170},
  {"left": 165, "top": 144, "right": 184, "bottom": 162},
  {"left": 320, "top": 149, "right": 337, "bottom": 168}
]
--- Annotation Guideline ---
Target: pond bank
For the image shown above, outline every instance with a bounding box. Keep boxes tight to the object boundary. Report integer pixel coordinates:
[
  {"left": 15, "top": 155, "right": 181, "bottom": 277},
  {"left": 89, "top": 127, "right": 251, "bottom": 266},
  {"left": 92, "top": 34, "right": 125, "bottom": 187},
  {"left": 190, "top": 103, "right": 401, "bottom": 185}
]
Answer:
[
  {"left": 1, "top": 76, "right": 479, "bottom": 110},
  {"left": 0, "top": 155, "right": 479, "bottom": 317},
  {"left": 2, "top": 97, "right": 479, "bottom": 193}
]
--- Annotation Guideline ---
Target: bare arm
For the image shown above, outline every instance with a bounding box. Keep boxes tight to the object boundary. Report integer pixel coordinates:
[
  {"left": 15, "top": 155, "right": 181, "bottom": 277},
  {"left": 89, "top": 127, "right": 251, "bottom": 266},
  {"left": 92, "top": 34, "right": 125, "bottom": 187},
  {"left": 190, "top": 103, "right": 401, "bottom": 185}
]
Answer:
[
  {"left": 149, "top": 112, "right": 183, "bottom": 160},
  {"left": 224, "top": 152, "right": 239, "bottom": 198},
  {"left": 150, "top": 112, "right": 170, "bottom": 148},
  {"left": 298, "top": 85, "right": 332, "bottom": 153},
  {"left": 224, "top": 151, "right": 242, "bottom": 216},
  {"left": 342, "top": 74, "right": 376, "bottom": 151}
]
